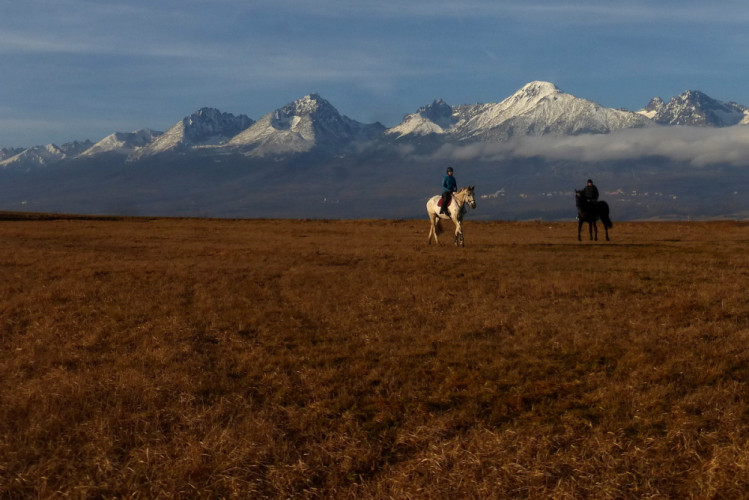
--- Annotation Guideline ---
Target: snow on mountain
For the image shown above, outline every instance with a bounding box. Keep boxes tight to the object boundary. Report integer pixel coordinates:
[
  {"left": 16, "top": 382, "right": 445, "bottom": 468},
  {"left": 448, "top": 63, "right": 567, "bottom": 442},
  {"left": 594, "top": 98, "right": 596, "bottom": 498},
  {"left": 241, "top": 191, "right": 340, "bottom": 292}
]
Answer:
[
  {"left": 0, "top": 140, "right": 93, "bottom": 170},
  {"left": 386, "top": 99, "right": 456, "bottom": 138},
  {"left": 637, "top": 90, "right": 749, "bottom": 127},
  {"left": 4, "top": 83, "right": 749, "bottom": 171},
  {"left": 638, "top": 97, "right": 664, "bottom": 120},
  {"left": 131, "top": 108, "right": 253, "bottom": 159},
  {"left": 456, "top": 81, "right": 566, "bottom": 135},
  {"left": 226, "top": 93, "right": 385, "bottom": 156},
  {"left": 0, "top": 147, "right": 25, "bottom": 162},
  {"left": 462, "top": 82, "right": 655, "bottom": 140},
  {"left": 387, "top": 81, "right": 654, "bottom": 143},
  {"left": 80, "top": 129, "right": 162, "bottom": 157}
]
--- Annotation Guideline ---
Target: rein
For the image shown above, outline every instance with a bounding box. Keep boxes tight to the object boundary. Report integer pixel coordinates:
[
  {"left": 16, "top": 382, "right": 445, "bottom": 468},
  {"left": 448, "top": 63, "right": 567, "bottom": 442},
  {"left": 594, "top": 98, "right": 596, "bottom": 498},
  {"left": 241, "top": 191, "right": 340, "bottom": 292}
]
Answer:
[{"left": 452, "top": 189, "right": 469, "bottom": 208}]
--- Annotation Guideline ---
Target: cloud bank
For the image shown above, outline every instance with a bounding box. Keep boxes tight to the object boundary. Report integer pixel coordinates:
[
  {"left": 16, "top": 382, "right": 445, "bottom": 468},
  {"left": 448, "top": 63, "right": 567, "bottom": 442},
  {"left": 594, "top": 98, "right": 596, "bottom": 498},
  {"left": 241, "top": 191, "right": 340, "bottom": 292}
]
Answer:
[{"left": 436, "top": 126, "right": 749, "bottom": 167}]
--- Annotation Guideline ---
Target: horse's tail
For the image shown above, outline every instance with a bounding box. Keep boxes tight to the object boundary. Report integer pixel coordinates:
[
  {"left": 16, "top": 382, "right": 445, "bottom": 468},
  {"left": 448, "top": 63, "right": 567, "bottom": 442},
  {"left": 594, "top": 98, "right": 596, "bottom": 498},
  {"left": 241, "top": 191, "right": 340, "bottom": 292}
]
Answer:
[{"left": 599, "top": 202, "right": 613, "bottom": 229}]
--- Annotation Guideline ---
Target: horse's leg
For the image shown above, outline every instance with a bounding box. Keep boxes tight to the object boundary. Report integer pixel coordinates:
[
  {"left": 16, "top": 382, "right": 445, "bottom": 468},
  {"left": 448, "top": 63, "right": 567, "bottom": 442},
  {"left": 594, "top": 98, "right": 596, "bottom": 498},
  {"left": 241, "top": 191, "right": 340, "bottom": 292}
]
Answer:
[
  {"left": 453, "top": 217, "right": 462, "bottom": 246},
  {"left": 455, "top": 226, "right": 464, "bottom": 246},
  {"left": 458, "top": 217, "right": 466, "bottom": 247},
  {"left": 588, "top": 221, "right": 594, "bottom": 241},
  {"left": 427, "top": 209, "right": 435, "bottom": 245},
  {"left": 428, "top": 214, "right": 440, "bottom": 245},
  {"left": 578, "top": 219, "right": 583, "bottom": 241},
  {"left": 593, "top": 221, "right": 598, "bottom": 241},
  {"left": 604, "top": 226, "right": 610, "bottom": 242}
]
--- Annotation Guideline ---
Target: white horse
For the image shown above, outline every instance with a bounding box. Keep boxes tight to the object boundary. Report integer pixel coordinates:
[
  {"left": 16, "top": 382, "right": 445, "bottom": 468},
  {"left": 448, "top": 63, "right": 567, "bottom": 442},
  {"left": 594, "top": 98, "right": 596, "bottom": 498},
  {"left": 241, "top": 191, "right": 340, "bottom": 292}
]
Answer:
[{"left": 426, "top": 186, "right": 476, "bottom": 246}]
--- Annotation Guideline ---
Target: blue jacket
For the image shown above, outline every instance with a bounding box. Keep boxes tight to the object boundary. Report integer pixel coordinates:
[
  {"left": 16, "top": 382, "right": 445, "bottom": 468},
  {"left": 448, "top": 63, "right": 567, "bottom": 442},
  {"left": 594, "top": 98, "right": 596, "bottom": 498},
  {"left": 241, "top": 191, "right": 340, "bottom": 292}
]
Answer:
[{"left": 442, "top": 174, "right": 457, "bottom": 193}]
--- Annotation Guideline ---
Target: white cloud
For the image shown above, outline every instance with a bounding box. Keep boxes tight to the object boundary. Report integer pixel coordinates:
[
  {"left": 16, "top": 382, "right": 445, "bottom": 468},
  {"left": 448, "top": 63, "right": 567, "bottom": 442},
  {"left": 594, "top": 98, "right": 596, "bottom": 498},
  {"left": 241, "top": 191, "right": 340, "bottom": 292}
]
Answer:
[{"left": 433, "top": 126, "right": 749, "bottom": 167}]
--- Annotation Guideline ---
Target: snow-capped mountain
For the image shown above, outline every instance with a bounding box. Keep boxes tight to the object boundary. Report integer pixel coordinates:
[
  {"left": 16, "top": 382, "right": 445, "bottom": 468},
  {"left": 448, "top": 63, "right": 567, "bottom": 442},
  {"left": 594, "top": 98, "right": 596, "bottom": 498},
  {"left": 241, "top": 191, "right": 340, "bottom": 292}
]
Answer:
[
  {"left": 80, "top": 129, "right": 162, "bottom": 157},
  {"left": 131, "top": 108, "right": 253, "bottom": 159},
  {"left": 387, "top": 81, "right": 654, "bottom": 142},
  {"left": 0, "top": 140, "right": 93, "bottom": 170},
  {"left": 386, "top": 99, "right": 456, "bottom": 137},
  {"left": 4, "top": 83, "right": 749, "bottom": 220},
  {"left": 226, "top": 93, "right": 385, "bottom": 156},
  {"left": 638, "top": 90, "right": 749, "bottom": 127},
  {"left": 4, "top": 83, "right": 749, "bottom": 172}
]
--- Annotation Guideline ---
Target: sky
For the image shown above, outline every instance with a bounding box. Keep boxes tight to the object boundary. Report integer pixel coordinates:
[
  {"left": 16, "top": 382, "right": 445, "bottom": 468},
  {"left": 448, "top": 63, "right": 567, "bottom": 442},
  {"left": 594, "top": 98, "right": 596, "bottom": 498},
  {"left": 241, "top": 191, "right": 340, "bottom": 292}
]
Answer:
[{"left": 3, "top": 0, "right": 749, "bottom": 148}]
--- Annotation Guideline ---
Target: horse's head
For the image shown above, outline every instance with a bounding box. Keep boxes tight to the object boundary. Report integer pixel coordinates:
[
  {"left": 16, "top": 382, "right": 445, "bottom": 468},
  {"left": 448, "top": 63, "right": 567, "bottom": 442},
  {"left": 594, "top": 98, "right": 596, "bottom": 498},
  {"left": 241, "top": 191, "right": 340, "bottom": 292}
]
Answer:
[
  {"left": 465, "top": 186, "right": 476, "bottom": 209},
  {"left": 574, "top": 189, "right": 583, "bottom": 208}
]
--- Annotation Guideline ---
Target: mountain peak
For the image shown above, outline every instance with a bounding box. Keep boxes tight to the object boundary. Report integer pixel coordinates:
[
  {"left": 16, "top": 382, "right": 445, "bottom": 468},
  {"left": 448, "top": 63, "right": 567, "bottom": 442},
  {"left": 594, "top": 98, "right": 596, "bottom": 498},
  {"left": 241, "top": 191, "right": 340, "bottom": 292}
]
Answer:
[
  {"left": 81, "top": 129, "right": 161, "bottom": 157},
  {"left": 514, "top": 81, "right": 561, "bottom": 100},
  {"left": 495, "top": 81, "right": 563, "bottom": 115},
  {"left": 387, "top": 80, "right": 653, "bottom": 142},
  {"left": 130, "top": 108, "right": 253, "bottom": 159},
  {"left": 644, "top": 89, "right": 748, "bottom": 126},
  {"left": 418, "top": 99, "right": 454, "bottom": 127},
  {"left": 180, "top": 107, "right": 252, "bottom": 129},
  {"left": 228, "top": 94, "right": 384, "bottom": 157},
  {"left": 280, "top": 93, "right": 333, "bottom": 117},
  {"left": 645, "top": 97, "right": 664, "bottom": 109},
  {"left": 385, "top": 99, "right": 456, "bottom": 139},
  {"left": 0, "top": 140, "right": 92, "bottom": 169}
]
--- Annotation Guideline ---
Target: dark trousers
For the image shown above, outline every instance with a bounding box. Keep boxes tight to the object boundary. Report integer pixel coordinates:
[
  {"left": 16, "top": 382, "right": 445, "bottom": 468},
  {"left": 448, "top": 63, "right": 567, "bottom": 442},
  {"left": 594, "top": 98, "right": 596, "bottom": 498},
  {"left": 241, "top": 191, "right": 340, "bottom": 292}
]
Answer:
[{"left": 440, "top": 191, "right": 452, "bottom": 213}]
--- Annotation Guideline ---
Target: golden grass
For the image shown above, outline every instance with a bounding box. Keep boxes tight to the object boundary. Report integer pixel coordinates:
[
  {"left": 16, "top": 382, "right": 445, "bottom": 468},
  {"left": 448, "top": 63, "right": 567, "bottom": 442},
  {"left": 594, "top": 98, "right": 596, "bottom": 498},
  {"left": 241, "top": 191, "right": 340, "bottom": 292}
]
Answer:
[{"left": 2, "top": 216, "right": 749, "bottom": 498}]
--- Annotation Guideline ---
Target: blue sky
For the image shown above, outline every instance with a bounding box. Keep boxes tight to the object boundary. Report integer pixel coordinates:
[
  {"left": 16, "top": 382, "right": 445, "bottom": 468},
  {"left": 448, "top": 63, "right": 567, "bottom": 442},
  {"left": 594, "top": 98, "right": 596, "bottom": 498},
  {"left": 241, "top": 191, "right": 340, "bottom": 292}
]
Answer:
[{"left": 2, "top": 1, "right": 749, "bottom": 147}]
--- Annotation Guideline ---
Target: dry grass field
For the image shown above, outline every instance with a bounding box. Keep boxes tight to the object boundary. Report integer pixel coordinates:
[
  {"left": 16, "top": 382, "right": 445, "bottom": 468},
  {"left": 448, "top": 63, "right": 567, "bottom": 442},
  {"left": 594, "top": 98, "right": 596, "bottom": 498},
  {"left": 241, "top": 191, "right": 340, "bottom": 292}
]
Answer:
[{"left": 3, "top": 214, "right": 749, "bottom": 498}]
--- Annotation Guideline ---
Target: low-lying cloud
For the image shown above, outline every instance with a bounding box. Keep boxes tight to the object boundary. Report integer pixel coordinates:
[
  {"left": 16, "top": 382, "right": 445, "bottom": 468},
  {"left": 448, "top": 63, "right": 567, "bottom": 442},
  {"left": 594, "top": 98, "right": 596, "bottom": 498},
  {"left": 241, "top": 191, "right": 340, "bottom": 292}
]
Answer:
[{"left": 435, "top": 126, "right": 749, "bottom": 167}]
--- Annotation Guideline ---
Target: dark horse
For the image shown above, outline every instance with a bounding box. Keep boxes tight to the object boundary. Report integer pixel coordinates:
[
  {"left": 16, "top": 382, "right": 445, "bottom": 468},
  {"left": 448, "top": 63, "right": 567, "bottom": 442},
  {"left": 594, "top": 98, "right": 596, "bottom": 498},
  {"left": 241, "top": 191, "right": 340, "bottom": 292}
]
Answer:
[{"left": 575, "top": 190, "right": 612, "bottom": 241}]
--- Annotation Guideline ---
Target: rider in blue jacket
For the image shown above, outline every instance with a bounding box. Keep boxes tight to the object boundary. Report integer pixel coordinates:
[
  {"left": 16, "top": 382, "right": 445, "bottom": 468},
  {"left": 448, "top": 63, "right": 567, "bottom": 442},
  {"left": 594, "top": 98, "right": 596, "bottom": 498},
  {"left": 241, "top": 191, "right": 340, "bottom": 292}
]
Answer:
[{"left": 440, "top": 166, "right": 457, "bottom": 215}]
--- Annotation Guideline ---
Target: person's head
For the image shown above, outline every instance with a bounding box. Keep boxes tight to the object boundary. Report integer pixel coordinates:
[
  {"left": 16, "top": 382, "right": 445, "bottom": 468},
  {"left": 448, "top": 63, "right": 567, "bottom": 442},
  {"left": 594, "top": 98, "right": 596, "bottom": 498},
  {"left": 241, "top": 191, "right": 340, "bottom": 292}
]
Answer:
[
  {"left": 587, "top": 179, "right": 593, "bottom": 186},
  {"left": 447, "top": 167, "right": 454, "bottom": 175}
]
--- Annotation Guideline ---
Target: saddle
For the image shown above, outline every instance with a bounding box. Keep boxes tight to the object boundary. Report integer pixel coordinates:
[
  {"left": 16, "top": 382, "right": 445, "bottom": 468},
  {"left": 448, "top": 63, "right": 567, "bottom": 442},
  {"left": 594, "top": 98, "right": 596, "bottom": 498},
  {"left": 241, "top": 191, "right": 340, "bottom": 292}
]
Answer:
[
  {"left": 439, "top": 191, "right": 454, "bottom": 206},
  {"left": 438, "top": 195, "right": 453, "bottom": 216}
]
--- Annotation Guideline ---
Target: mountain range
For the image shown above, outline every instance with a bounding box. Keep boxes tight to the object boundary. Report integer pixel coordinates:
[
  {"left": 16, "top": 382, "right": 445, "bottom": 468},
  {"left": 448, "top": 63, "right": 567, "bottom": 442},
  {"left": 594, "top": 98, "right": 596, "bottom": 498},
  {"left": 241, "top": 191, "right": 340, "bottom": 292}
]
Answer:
[
  {"left": 2, "top": 81, "right": 749, "bottom": 221},
  {"left": 3, "top": 81, "right": 747, "bottom": 169}
]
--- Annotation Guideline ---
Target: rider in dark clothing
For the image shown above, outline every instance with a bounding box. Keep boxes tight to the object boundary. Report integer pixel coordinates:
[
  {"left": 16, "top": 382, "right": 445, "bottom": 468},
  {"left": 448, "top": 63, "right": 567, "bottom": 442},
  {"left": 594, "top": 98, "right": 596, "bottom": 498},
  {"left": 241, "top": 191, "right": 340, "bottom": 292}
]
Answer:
[
  {"left": 440, "top": 167, "right": 457, "bottom": 215},
  {"left": 582, "top": 179, "right": 599, "bottom": 204}
]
